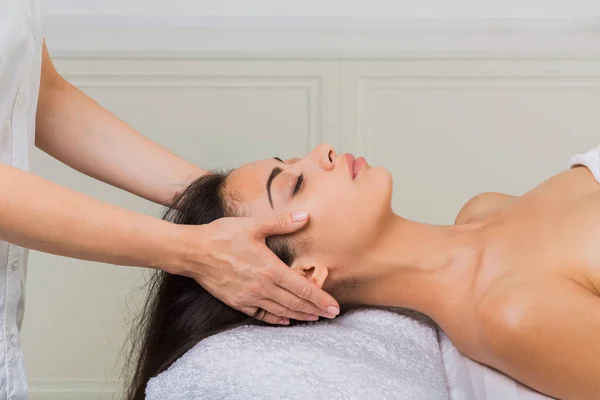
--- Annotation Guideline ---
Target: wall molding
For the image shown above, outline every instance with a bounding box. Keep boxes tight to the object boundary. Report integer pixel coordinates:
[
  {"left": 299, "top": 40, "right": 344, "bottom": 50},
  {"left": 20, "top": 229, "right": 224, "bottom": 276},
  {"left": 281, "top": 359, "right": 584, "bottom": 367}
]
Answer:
[
  {"left": 60, "top": 70, "right": 328, "bottom": 150},
  {"left": 338, "top": 59, "right": 600, "bottom": 155},
  {"left": 28, "top": 379, "right": 121, "bottom": 400},
  {"left": 45, "top": 16, "right": 600, "bottom": 60}
]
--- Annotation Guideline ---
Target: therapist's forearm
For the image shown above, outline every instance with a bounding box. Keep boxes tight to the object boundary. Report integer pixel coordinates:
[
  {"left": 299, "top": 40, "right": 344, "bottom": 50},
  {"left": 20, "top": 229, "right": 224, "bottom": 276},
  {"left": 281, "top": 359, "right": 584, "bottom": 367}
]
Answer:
[
  {"left": 35, "top": 44, "right": 204, "bottom": 206},
  {"left": 0, "top": 162, "right": 186, "bottom": 271}
]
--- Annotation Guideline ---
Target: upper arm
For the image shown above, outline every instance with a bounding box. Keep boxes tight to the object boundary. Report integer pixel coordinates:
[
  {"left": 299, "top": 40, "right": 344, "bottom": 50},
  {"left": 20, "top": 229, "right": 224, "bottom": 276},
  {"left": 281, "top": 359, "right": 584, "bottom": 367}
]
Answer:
[
  {"left": 37, "top": 40, "right": 65, "bottom": 144},
  {"left": 455, "top": 192, "right": 515, "bottom": 224},
  {"left": 479, "top": 285, "right": 600, "bottom": 400},
  {"left": 40, "top": 40, "right": 61, "bottom": 89}
]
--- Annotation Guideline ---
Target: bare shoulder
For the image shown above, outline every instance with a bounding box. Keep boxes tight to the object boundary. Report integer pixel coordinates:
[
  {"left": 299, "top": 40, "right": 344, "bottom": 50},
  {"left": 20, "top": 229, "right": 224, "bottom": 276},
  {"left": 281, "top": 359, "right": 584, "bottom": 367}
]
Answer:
[{"left": 455, "top": 192, "right": 516, "bottom": 224}]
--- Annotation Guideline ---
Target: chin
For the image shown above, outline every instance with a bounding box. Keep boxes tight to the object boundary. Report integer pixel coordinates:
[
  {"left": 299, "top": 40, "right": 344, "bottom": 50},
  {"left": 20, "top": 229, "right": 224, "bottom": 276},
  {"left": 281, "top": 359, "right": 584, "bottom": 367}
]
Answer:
[
  {"left": 363, "top": 167, "right": 393, "bottom": 212},
  {"left": 370, "top": 166, "right": 393, "bottom": 190}
]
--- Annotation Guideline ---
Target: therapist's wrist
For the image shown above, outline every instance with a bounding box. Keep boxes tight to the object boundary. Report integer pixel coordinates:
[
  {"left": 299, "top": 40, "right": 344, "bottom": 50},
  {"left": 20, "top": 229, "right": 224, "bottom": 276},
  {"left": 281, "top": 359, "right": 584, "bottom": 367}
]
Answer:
[{"left": 157, "top": 222, "right": 209, "bottom": 278}]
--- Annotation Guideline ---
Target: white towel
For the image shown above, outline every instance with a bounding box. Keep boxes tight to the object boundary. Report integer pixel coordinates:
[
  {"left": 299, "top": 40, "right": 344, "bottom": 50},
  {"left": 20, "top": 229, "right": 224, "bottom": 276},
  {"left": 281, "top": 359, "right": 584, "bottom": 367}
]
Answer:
[{"left": 146, "top": 308, "right": 449, "bottom": 400}]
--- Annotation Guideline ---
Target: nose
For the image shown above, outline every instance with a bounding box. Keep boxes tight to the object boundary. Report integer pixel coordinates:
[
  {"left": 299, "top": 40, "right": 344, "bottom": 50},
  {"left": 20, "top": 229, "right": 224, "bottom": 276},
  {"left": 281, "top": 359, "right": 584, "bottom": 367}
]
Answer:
[{"left": 312, "top": 143, "right": 335, "bottom": 171}]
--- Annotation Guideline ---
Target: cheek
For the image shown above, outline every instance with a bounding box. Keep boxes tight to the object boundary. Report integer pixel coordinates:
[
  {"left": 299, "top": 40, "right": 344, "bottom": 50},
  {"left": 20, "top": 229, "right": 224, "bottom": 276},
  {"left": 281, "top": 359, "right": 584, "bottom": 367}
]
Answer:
[
  {"left": 301, "top": 192, "right": 355, "bottom": 254},
  {"left": 302, "top": 170, "right": 392, "bottom": 253},
  {"left": 312, "top": 167, "right": 391, "bottom": 222}
]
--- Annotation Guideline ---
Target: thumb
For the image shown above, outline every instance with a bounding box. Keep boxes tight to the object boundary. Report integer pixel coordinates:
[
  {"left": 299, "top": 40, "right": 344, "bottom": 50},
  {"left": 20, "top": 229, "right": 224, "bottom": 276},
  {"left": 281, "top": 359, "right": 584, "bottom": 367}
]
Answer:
[{"left": 257, "top": 211, "right": 309, "bottom": 236}]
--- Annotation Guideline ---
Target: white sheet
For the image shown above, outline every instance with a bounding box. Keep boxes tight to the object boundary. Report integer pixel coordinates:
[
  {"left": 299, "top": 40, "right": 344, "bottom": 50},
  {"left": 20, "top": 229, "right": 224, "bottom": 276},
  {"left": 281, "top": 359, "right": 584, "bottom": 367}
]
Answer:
[{"left": 439, "top": 332, "right": 555, "bottom": 400}]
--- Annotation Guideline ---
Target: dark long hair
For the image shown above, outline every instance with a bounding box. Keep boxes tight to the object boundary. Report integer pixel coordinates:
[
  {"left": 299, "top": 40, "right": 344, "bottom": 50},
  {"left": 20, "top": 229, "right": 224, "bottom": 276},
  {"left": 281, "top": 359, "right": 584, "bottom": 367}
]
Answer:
[{"left": 124, "top": 172, "right": 296, "bottom": 400}]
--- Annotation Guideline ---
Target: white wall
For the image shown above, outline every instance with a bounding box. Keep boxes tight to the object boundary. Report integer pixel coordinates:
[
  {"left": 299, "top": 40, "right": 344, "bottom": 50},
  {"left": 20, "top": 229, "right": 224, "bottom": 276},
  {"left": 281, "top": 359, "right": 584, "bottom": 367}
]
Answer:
[
  {"left": 21, "top": 2, "right": 600, "bottom": 399},
  {"left": 43, "top": 0, "right": 600, "bottom": 19}
]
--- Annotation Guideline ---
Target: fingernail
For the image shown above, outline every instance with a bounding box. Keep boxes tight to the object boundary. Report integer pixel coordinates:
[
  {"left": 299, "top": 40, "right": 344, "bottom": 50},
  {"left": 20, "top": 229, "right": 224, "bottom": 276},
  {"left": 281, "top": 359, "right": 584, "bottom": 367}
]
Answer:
[
  {"left": 307, "top": 315, "right": 319, "bottom": 321},
  {"left": 327, "top": 306, "right": 340, "bottom": 316},
  {"left": 280, "top": 318, "right": 290, "bottom": 325},
  {"left": 292, "top": 211, "right": 308, "bottom": 222}
]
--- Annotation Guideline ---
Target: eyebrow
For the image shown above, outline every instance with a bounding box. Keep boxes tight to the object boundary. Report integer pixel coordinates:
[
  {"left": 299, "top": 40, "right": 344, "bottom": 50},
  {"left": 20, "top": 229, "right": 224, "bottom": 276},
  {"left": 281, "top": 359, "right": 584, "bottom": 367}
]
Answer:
[{"left": 266, "top": 166, "right": 283, "bottom": 209}]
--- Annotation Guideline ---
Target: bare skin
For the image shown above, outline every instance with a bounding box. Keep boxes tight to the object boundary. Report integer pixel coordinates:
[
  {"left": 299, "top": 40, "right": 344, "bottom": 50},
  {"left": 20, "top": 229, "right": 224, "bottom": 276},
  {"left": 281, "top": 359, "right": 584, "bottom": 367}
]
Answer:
[
  {"left": 448, "top": 166, "right": 600, "bottom": 400},
  {"left": 344, "top": 166, "right": 600, "bottom": 399},
  {"left": 221, "top": 144, "right": 599, "bottom": 399}
]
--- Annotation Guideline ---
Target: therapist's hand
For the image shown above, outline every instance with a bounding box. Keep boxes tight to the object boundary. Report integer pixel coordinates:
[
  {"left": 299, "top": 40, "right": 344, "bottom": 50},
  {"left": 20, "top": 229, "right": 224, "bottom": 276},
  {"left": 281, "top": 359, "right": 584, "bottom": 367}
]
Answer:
[{"left": 177, "top": 211, "right": 340, "bottom": 325}]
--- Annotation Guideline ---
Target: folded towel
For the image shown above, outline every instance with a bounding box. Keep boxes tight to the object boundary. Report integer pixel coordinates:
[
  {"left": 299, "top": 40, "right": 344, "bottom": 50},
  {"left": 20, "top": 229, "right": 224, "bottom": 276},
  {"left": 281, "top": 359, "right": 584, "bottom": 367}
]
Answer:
[{"left": 146, "top": 308, "right": 449, "bottom": 400}]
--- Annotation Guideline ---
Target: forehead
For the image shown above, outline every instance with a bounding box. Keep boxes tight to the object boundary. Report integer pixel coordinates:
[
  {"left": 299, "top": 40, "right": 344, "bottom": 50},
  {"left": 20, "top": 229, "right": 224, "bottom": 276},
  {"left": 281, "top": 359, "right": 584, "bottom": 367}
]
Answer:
[{"left": 225, "top": 159, "right": 276, "bottom": 216}]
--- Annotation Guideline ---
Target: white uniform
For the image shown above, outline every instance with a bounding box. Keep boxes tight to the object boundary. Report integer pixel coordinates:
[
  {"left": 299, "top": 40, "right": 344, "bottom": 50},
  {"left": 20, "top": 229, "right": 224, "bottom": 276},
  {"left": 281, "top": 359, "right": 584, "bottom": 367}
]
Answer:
[{"left": 0, "top": 0, "right": 43, "bottom": 398}]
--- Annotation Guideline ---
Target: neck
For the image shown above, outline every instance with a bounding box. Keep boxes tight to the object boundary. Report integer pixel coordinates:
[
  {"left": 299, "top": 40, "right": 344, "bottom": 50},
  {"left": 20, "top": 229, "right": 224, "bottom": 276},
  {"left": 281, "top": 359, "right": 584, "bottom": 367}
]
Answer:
[{"left": 333, "top": 215, "right": 483, "bottom": 322}]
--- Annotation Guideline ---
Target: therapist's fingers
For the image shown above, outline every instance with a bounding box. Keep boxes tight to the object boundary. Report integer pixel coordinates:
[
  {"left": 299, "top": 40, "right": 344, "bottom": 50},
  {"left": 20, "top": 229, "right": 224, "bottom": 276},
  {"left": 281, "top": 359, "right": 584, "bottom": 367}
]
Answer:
[
  {"left": 274, "top": 266, "right": 340, "bottom": 317},
  {"left": 267, "top": 285, "right": 337, "bottom": 319},
  {"left": 256, "top": 298, "right": 321, "bottom": 322},
  {"left": 252, "top": 211, "right": 340, "bottom": 316},
  {"left": 255, "top": 210, "right": 309, "bottom": 237},
  {"left": 240, "top": 306, "right": 289, "bottom": 326}
]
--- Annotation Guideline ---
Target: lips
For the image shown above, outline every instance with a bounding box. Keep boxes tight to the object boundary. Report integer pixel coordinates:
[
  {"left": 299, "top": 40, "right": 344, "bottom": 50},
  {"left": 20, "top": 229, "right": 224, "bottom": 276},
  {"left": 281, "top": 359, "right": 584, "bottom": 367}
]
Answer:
[
  {"left": 344, "top": 153, "right": 366, "bottom": 179},
  {"left": 353, "top": 156, "right": 366, "bottom": 178}
]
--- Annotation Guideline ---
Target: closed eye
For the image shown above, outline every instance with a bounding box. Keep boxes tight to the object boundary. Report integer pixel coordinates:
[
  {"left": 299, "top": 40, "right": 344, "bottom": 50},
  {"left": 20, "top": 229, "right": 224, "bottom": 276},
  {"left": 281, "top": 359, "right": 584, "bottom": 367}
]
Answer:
[{"left": 293, "top": 174, "right": 304, "bottom": 196}]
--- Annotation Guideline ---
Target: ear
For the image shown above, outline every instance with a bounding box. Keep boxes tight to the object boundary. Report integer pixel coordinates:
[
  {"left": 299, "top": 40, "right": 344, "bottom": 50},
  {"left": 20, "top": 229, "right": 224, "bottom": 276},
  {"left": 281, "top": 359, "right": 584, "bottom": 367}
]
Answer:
[{"left": 290, "top": 264, "right": 329, "bottom": 288}]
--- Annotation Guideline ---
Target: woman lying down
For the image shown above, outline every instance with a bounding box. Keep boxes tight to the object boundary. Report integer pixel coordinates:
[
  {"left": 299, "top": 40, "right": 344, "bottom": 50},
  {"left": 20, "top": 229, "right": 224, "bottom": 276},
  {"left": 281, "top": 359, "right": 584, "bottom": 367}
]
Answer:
[{"left": 125, "top": 143, "right": 600, "bottom": 400}]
